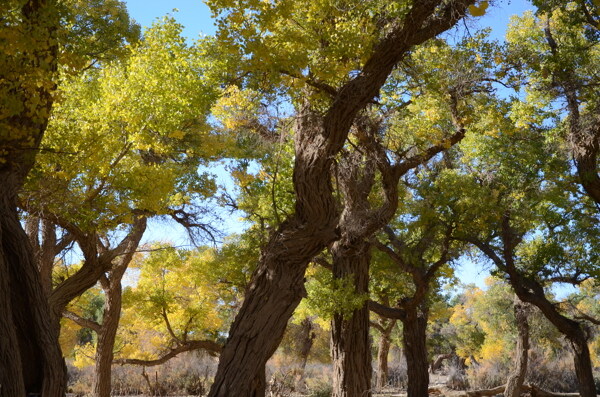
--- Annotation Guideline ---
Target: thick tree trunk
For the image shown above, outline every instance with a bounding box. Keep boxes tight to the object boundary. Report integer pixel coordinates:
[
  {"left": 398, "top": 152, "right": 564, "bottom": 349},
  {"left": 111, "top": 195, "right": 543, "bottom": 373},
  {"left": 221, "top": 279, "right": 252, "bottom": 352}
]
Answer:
[
  {"left": 91, "top": 220, "right": 144, "bottom": 397},
  {"left": 375, "top": 328, "right": 393, "bottom": 389},
  {"left": 207, "top": 3, "right": 474, "bottom": 395},
  {"left": 504, "top": 299, "right": 529, "bottom": 397},
  {"left": 208, "top": 212, "right": 339, "bottom": 396},
  {"left": 402, "top": 307, "right": 430, "bottom": 397},
  {"left": 0, "top": 199, "right": 26, "bottom": 397},
  {"left": 0, "top": 180, "right": 67, "bottom": 396},
  {"left": 0, "top": 0, "right": 65, "bottom": 394},
  {"left": 208, "top": 105, "right": 341, "bottom": 397},
  {"left": 331, "top": 240, "right": 372, "bottom": 397}
]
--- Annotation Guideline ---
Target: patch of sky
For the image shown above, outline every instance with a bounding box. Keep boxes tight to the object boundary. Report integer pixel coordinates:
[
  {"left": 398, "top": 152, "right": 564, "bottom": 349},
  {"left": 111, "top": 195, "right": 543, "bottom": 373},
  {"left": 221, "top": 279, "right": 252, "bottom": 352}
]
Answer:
[{"left": 124, "top": 1, "right": 216, "bottom": 40}]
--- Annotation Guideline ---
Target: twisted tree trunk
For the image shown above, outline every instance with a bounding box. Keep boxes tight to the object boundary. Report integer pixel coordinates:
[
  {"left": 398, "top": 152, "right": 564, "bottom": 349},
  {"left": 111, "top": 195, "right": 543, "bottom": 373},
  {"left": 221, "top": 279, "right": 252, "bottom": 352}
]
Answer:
[
  {"left": 207, "top": 2, "right": 474, "bottom": 395},
  {"left": 0, "top": 173, "right": 67, "bottom": 396}
]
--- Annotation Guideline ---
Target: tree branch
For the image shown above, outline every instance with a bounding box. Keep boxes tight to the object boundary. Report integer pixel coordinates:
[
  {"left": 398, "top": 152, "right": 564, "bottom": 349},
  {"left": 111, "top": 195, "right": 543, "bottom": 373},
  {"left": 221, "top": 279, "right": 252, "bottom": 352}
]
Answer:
[
  {"left": 368, "top": 300, "right": 406, "bottom": 320},
  {"left": 114, "top": 340, "right": 222, "bottom": 367},
  {"left": 63, "top": 310, "right": 101, "bottom": 333}
]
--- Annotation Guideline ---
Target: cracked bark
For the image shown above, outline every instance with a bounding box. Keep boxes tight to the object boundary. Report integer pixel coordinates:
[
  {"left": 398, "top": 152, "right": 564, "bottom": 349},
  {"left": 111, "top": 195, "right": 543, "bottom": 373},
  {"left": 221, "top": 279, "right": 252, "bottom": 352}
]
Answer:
[
  {"left": 207, "top": 2, "right": 474, "bottom": 395},
  {"left": 208, "top": 2, "right": 473, "bottom": 396},
  {"left": 0, "top": 1, "right": 67, "bottom": 394}
]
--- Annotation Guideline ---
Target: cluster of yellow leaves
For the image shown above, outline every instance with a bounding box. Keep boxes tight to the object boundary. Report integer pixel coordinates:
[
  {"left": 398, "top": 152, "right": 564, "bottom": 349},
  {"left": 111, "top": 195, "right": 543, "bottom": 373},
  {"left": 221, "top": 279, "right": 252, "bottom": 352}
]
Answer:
[
  {"left": 24, "top": 17, "right": 224, "bottom": 231},
  {"left": 115, "top": 246, "right": 228, "bottom": 362}
]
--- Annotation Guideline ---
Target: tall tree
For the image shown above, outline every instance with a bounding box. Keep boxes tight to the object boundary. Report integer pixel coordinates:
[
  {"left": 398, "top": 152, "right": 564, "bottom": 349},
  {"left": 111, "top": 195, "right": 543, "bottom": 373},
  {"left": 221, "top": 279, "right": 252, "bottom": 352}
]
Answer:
[
  {"left": 204, "top": 1, "right": 477, "bottom": 395},
  {"left": 0, "top": 4, "right": 62, "bottom": 394},
  {"left": 329, "top": 30, "right": 501, "bottom": 396},
  {"left": 369, "top": 223, "right": 460, "bottom": 397},
  {"left": 21, "top": 17, "right": 229, "bottom": 397},
  {"left": 0, "top": 0, "right": 137, "bottom": 393}
]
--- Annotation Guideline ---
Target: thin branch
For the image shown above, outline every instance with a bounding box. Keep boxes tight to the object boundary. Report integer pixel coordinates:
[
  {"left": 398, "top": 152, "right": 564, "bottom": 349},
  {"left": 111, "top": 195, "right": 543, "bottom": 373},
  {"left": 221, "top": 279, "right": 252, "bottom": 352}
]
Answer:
[
  {"left": 161, "top": 307, "right": 182, "bottom": 345},
  {"left": 369, "top": 320, "right": 386, "bottom": 333},
  {"left": 279, "top": 69, "right": 338, "bottom": 97}
]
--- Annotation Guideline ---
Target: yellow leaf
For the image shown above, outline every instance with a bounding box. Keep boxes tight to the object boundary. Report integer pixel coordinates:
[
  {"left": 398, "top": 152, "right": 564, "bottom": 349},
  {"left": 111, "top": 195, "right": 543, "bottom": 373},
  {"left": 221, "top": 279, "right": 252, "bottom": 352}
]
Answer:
[
  {"left": 468, "top": 1, "right": 488, "bottom": 17},
  {"left": 168, "top": 130, "right": 186, "bottom": 139}
]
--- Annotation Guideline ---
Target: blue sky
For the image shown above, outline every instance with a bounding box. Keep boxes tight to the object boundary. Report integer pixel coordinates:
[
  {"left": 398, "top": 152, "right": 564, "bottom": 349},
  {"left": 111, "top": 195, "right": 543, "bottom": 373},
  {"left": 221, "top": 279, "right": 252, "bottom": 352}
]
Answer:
[
  {"left": 123, "top": 0, "right": 536, "bottom": 290},
  {"left": 123, "top": 0, "right": 535, "bottom": 41},
  {"left": 124, "top": 0, "right": 216, "bottom": 37}
]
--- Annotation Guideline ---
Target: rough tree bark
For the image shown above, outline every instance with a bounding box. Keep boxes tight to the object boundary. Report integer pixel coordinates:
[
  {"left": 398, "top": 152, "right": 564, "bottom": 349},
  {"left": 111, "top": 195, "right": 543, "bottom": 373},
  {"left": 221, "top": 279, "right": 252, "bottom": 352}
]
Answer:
[
  {"left": 504, "top": 298, "right": 530, "bottom": 397},
  {"left": 331, "top": 240, "right": 372, "bottom": 397},
  {"left": 330, "top": 139, "right": 393, "bottom": 397},
  {"left": 207, "top": 2, "right": 474, "bottom": 396},
  {"left": 92, "top": 218, "right": 145, "bottom": 397},
  {"left": 25, "top": 217, "right": 71, "bottom": 297},
  {"left": 0, "top": 1, "right": 67, "bottom": 394},
  {"left": 403, "top": 306, "right": 430, "bottom": 397},
  {"left": 328, "top": 57, "right": 467, "bottom": 397}
]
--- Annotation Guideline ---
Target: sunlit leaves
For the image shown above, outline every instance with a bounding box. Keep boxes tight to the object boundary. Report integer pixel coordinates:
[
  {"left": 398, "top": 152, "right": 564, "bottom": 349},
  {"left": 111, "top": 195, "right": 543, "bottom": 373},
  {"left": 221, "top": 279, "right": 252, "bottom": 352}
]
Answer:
[
  {"left": 118, "top": 245, "right": 228, "bottom": 360},
  {"left": 24, "top": 18, "right": 224, "bottom": 231},
  {"left": 204, "top": 0, "right": 426, "bottom": 101},
  {"left": 302, "top": 264, "right": 368, "bottom": 321}
]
